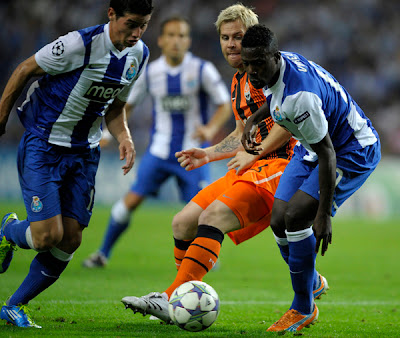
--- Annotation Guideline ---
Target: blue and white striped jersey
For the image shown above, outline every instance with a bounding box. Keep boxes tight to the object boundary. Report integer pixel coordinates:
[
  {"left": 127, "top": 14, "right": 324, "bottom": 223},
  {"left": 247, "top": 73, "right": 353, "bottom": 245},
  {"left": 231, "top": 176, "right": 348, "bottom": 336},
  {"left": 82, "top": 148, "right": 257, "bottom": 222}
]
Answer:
[
  {"left": 18, "top": 23, "right": 149, "bottom": 149},
  {"left": 264, "top": 52, "right": 379, "bottom": 162},
  {"left": 127, "top": 52, "right": 230, "bottom": 160}
]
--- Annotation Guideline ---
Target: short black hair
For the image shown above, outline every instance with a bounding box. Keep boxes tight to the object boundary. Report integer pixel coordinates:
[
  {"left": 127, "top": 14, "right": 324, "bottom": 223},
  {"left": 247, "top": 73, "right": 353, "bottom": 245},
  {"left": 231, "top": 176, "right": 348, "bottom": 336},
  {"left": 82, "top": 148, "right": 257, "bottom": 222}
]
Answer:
[
  {"left": 159, "top": 16, "right": 190, "bottom": 35},
  {"left": 110, "top": 0, "right": 153, "bottom": 17},
  {"left": 242, "top": 24, "right": 279, "bottom": 54}
]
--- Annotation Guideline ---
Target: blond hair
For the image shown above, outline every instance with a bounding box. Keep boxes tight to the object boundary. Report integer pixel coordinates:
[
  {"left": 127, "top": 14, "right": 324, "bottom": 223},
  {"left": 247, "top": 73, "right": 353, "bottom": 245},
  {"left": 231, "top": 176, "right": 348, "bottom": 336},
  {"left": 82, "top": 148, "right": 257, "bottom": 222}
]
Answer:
[{"left": 215, "top": 3, "right": 259, "bottom": 35}]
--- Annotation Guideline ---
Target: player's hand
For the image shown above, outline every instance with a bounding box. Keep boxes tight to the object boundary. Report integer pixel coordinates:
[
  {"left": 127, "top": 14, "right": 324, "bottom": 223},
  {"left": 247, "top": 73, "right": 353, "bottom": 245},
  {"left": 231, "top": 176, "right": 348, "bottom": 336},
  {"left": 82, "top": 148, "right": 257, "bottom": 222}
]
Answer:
[
  {"left": 227, "top": 150, "right": 258, "bottom": 175},
  {"left": 119, "top": 139, "right": 136, "bottom": 175},
  {"left": 176, "top": 148, "right": 209, "bottom": 171},
  {"left": 242, "top": 115, "right": 263, "bottom": 155},
  {"left": 313, "top": 213, "right": 332, "bottom": 256}
]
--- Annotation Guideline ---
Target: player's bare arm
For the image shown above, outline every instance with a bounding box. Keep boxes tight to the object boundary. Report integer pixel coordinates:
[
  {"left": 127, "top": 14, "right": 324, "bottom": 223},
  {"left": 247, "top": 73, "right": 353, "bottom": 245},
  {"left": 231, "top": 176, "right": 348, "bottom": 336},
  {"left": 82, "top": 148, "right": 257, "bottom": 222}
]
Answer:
[
  {"left": 248, "top": 123, "right": 292, "bottom": 155},
  {"left": 105, "top": 98, "right": 136, "bottom": 175},
  {"left": 192, "top": 102, "right": 231, "bottom": 142},
  {"left": 310, "top": 133, "right": 336, "bottom": 256},
  {"left": 241, "top": 102, "right": 271, "bottom": 153},
  {"left": 0, "top": 55, "right": 45, "bottom": 137},
  {"left": 229, "top": 124, "right": 291, "bottom": 175},
  {"left": 176, "top": 120, "right": 243, "bottom": 171}
]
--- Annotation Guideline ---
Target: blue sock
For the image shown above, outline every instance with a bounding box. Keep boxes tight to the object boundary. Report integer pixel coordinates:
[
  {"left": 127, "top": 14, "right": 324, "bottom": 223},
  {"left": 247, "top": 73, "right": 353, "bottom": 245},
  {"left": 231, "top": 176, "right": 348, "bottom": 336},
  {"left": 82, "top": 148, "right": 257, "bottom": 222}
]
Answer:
[
  {"left": 99, "top": 215, "right": 130, "bottom": 258},
  {"left": 287, "top": 228, "right": 316, "bottom": 315},
  {"left": 274, "top": 234, "right": 289, "bottom": 264},
  {"left": 4, "top": 218, "right": 30, "bottom": 249},
  {"left": 312, "top": 270, "right": 319, "bottom": 291},
  {"left": 8, "top": 251, "right": 69, "bottom": 306},
  {"left": 278, "top": 244, "right": 289, "bottom": 264}
]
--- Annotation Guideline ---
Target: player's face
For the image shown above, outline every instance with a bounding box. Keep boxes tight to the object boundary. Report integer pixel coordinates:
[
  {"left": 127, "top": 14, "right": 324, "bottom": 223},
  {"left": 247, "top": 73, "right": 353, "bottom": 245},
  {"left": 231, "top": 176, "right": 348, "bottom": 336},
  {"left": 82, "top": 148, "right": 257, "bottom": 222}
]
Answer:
[
  {"left": 108, "top": 8, "right": 151, "bottom": 50},
  {"left": 241, "top": 47, "right": 280, "bottom": 89},
  {"left": 219, "top": 19, "right": 246, "bottom": 72},
  {"left": 158, "top": 20, "right": 191, "bottom": 65}
]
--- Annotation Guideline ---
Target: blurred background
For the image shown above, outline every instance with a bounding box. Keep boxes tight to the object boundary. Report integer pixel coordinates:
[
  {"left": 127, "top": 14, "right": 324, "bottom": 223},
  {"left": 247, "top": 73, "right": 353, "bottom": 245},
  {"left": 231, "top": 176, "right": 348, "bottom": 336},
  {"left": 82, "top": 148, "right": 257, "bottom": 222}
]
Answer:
[{"left": 0, "top": 0, "right": 399, "bottom": 217}]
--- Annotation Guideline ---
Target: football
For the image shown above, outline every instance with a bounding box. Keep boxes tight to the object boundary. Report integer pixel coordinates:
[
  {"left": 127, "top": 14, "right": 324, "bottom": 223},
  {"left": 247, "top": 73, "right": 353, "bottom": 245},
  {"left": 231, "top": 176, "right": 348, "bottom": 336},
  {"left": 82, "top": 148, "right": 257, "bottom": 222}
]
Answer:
[{"left": 168, "top": 280, "right": 220, "bottom": 332}]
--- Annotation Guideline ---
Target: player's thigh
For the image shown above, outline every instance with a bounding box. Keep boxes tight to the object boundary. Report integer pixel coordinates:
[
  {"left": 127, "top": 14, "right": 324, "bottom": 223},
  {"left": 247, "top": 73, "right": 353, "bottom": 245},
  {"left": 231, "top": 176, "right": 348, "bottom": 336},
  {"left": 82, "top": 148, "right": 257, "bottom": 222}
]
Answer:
[
  {"left": 60, "top": 148, "right": 100, "bottom": 227},
  {"left": 130, "top": 152, "right": 170, "bottom": 196},
  {"left": 274, "top": 152, "right": 316, "bottom": 203},
  {"left": 176, "top": 163, "right": 210, "bottom": 203},
  {"left": 200, "top": 182, "right": 274, "bottom": 234},
  {"left": 191, "top": 175, "right": 230, "bottom": 210},
  {"left": 17, "top": 132, "right": 63, "bottom": 222}
]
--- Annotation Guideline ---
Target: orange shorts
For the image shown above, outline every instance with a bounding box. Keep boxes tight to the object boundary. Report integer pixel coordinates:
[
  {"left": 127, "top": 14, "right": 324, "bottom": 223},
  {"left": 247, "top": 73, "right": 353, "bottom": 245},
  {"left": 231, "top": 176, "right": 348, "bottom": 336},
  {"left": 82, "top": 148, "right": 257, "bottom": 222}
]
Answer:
[{"left": 192, "top": 158, "right": 289, "bottom": 245}]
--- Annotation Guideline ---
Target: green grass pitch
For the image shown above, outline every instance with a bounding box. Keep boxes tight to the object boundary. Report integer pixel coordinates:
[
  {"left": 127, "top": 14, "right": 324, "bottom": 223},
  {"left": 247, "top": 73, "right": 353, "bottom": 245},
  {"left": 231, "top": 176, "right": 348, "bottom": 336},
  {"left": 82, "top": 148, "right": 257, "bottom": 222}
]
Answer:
[{"left": 0, "top": 201, "right": 399, "bottom": 336}]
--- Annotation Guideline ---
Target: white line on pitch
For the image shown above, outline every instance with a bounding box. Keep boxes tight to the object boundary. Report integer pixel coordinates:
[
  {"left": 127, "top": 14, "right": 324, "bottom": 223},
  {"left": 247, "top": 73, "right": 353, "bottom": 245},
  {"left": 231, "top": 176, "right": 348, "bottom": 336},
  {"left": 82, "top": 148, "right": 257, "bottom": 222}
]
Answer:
[{"left": 41, "top": 300, "right": 400, "bottom": 306}]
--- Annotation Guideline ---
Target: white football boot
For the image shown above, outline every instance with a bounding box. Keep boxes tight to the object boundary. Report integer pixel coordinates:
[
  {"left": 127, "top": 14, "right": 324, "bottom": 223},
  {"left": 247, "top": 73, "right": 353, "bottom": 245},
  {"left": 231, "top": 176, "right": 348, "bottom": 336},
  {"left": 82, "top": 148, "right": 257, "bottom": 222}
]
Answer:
[{"left": 122, "top": 292, "right": 172, "bottom": 324}]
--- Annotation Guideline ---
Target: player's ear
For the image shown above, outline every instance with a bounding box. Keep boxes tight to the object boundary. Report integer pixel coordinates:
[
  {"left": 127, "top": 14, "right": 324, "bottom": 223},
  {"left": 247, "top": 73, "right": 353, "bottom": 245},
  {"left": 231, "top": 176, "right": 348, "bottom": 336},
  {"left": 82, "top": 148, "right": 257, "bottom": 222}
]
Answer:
[
  {"left": 274, "top": 51, "right": 281, "bottom": 63},
  {"left": 108, "top": 7, "right": 116, "bottom": 21}
]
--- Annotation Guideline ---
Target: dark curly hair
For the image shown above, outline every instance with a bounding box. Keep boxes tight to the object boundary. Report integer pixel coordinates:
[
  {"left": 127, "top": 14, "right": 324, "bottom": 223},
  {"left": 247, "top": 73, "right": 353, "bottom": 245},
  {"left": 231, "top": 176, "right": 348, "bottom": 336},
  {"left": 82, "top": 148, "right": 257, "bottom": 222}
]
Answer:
[
  {"left": 110, "top": 0, "right": 153, "bottom": 17},
  {"left": 242, "top": 24, "right": 279, "bottom": 54}
]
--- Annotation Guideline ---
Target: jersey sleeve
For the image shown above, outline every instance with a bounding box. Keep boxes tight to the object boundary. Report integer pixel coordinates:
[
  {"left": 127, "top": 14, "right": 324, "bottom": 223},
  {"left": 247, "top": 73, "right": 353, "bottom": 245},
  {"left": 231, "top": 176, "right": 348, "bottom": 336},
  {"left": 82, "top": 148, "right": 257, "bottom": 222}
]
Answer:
[
  {"left": 35, "top": 31, "right": 85, "bottom": 75},
  {"left": 201, "top": 62, "right": 230, "bottom": 105},
  {"left": 283, "top": 91, "right": 328, "bottom": 144}
]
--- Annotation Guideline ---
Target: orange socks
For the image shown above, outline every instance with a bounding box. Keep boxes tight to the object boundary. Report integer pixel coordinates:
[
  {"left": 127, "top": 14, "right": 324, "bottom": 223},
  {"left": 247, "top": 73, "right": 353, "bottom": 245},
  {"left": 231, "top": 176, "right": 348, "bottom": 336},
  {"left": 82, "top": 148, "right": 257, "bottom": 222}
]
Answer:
[
  {"left": 165, "top": 225, "right": 224, "bottom": 298},
  {"left": 173, "top": 238, "right": 193, "bottom": 270},
  {"left": 174, "top": 247, "right": 186, "bottom": 270}
]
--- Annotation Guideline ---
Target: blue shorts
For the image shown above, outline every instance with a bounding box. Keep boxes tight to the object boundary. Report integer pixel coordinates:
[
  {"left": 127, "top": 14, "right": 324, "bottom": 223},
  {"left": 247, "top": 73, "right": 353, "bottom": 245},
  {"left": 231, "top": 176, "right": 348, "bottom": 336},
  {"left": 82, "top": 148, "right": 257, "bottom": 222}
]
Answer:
[
  {"left": 275, "top": 141, "right": 381, "bottom": 216},
  {"left": 131, "top": 151, "right": 209, "bottom": 203},
  {"left": 17, "top": 132, "right": 100, "bottom": 226}
]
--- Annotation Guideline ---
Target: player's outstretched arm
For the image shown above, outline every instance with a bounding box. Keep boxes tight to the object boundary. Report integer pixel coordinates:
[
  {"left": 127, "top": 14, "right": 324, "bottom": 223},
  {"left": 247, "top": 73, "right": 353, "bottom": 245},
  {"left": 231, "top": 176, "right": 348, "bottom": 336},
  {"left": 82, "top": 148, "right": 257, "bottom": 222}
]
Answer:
[
  {"left": 176, "top": 120, "right": 244, "bottom": 171},
  {"left": 0, "top": 55, "right": 45, "bottom": 137},
  {"left": 176, "top": 148, "right": 210, "bottom": 171},
  {"left": 105, "top": 98, "right": 136, "bottom": 175}
]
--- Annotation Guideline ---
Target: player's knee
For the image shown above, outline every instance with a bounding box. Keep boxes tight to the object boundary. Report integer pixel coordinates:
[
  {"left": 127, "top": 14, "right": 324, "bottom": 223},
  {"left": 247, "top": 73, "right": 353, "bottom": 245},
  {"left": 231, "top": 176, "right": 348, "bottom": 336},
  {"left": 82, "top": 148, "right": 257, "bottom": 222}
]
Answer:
[
  {"left": 33, "top": 228, "right": 64, "bottom": 251},
  {"left": 63, "top": 234, "right": 82, "bottom": 252},
  {"left": 271, "top": 200, "right": 288, "bottom": 237},
  {"left": 172, "top": 211, "right": 196, "bottom": 239},
  {"left": 284, "top": 206, "right": 310, "bottom": 232}
]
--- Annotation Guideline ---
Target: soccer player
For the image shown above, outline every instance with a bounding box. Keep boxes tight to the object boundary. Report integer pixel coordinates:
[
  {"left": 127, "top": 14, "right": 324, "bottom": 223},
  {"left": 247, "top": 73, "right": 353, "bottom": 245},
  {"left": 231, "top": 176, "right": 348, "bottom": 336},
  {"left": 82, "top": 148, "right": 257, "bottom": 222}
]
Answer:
[
  {"left": 120, "top": 4, "right": 328, "bottom": 324},
  {"left": 240, "top": 25, "right": 381, "bottom": 333},
  {"left": 0, "top": 0, "right": 153, "bottom": 328},
  {"left": 82, "top": 16, "right": 231, "bottom": 268}
]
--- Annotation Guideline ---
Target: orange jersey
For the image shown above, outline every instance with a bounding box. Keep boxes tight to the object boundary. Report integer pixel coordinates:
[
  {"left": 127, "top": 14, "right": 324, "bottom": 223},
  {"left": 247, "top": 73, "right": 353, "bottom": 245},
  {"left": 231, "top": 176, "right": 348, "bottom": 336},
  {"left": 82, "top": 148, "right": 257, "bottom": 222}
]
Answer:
[{"left": 231, "top": 71, "right": 296, "bottom": 160}]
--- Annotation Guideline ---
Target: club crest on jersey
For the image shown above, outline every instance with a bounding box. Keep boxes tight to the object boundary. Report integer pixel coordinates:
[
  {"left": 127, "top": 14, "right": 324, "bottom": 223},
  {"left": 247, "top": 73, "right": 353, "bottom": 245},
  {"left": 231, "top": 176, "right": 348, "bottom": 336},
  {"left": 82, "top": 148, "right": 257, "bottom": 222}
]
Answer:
[
  {"left": 244, "top": 81, "right": 251, "bottom": 101},
  {"left": 273, "top": 106, "right": 283, "bottom": 122},
  {"left": 187, "top": 77, "right": 198, "bottom": 89},
  {"left": 31, "top": 196, "right": 43, "bottom": 213},
  {"left": 126, "top": 63, "right": 137, "bottom": 80}
]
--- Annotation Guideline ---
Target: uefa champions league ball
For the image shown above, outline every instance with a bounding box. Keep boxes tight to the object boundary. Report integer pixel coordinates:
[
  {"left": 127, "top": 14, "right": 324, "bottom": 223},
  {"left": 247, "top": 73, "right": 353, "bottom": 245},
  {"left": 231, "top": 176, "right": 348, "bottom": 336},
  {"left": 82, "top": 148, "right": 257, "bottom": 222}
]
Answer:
[{"left": 168, "top": 281, "right": 220, "bottom": 332}]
